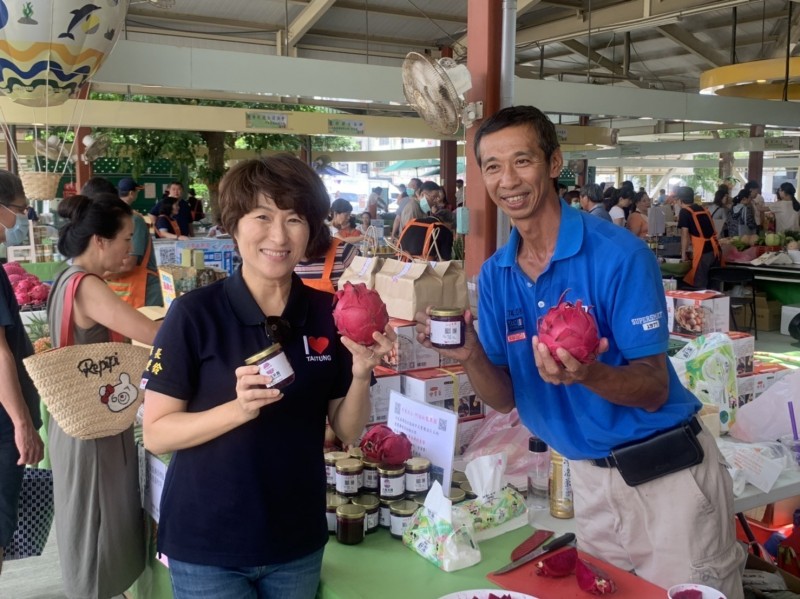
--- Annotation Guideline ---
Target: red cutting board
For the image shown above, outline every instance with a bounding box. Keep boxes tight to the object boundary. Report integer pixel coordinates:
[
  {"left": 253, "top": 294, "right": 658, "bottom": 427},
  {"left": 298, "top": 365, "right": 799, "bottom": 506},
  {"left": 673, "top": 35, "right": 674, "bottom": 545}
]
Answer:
[{"left": 487, "top": 547, "right": 667, "bottom": 599}]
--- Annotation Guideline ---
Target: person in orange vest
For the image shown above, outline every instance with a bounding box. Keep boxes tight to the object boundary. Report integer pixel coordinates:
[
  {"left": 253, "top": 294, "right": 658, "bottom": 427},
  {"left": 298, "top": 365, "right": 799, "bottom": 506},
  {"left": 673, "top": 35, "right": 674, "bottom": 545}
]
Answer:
[
  {"left": 104, "top": 178, "right": 163, "bottom": 307},
  {"left": 678, "top": 185, "right": 723, "bottom": 289}
]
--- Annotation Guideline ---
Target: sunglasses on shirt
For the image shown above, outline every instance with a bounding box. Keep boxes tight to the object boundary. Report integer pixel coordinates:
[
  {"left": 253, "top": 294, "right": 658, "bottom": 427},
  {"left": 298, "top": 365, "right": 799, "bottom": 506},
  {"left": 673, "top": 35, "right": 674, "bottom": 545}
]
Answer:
[{"left": 264, "top": 316, "right": 291, "bottom": 345}]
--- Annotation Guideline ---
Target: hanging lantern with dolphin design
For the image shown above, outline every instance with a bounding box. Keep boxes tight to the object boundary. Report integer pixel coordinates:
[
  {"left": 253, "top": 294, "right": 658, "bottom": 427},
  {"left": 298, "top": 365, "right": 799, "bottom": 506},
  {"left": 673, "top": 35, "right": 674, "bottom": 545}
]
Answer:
[{"left": 0, "top": 0, "right": 129, "bottom": 107}]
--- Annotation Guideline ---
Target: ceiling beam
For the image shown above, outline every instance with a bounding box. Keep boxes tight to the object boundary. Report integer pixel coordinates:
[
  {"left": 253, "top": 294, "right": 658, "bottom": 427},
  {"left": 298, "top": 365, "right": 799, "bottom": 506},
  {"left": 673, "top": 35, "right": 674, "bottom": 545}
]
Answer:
[
  {"left": 333, "top": 2, "right": 466, "bottom": 25},
  {"left": 516, "top": 0, "right": 751, "bottom": 46},
  {"left": 288, "top": 0, "right": 336, "bottom": 52},
  {"left": 126, "top": 9, "right": 280, "bottom": 33},
  {"left": 655, "top": 24, "right": 727, "bottom": 68},
  {"left": 559, "top": 39, "right": 650, "bottom": 88},
  {"left": 763, "top": 4, "right": 800, "bottom": 59}
]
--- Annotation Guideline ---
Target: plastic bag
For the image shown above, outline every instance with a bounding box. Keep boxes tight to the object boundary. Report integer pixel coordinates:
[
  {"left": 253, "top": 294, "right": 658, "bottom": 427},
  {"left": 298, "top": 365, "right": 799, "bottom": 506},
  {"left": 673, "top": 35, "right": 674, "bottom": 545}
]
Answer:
[
  {"left": 459, "top": 408, "right": 534, "bottom": 489},
  {"left": 729, "top": 369, "right": 800, "bottom": 442}
]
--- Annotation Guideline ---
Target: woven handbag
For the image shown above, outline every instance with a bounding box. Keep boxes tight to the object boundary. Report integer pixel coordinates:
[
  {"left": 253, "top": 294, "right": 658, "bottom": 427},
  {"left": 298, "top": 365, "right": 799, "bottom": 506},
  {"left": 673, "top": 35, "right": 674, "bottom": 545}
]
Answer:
[{"left": 23, "top": 273, "right": 150, "bottom": 440}]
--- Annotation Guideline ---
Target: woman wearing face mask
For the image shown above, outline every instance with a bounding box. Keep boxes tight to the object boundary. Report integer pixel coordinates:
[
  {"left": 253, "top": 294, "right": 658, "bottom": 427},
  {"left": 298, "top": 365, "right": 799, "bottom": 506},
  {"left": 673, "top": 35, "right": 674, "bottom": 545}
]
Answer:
[{"left": 0, "top": 171, "right": 30, "bottom": 247}]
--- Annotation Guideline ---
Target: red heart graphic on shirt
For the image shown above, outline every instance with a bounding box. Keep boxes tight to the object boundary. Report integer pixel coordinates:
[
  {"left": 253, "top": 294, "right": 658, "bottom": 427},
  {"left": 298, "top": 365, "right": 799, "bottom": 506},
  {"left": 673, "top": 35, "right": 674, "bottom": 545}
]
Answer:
[{"left": 308, "top": 336, "right": 329, "bottom": 354}]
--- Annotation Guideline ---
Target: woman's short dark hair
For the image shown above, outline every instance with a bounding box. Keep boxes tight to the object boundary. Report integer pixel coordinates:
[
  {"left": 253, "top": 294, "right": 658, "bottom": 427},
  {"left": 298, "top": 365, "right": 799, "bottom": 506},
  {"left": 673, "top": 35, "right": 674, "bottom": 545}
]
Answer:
[
  {"left": 474, "top": 105, "right": 560, "bottom": 167},
  {"left": 330, "top": 198, "right": 353, "bottom": 215},
  {"left": 0, "top": 170, "right": 25, "bottom": 206},
  {"left": 218, "top": 154, "right": 331, "bottom": 260},
  {"left": 159, "top": 198, "right": 176, "bottom": 217},
  {"left": 57, "top": 193, "right": 132, "bottom": 258},
  {"left": 780, "top": 181, "right": 797, "bottom": 197},
  {"left": 633, "top": 191, "right": 648, "bottom": 205}
]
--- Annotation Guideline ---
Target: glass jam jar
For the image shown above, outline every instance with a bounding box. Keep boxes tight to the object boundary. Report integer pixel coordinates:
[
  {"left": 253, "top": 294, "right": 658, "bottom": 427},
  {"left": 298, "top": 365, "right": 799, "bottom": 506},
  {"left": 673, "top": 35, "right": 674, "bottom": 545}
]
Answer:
[
  {"left": 335, "top": 458, "right": 363, "bottom": 497},
  {"left": 352, "top": 494, "right": 380, "bottom": 534},
  {"left": 429, "top": 307, "right": 466, "bottom": 349},
  {"left": 244, "top": 343, "right": 295, "bottom": 389},
  {"left": 460, "top": 481, "right": 477, "bottom": 500},
  {"left": 379, "top": 498, "right": 398, "bottom": 528},
  {"left": 378, "top": 463, "right": 406, "bottom": 500},
  {"left": 326, "top": 493, "right": 349, "bottom": 534},
  {"left": 335, "top": 504, "right": 365, "bottom": 545},
  {"left": 361, "top": 458, "right": 380, "bottom": 493},
  {"left": 451, "top": 470, "right": 468, "bottom": 486},
  {"left": 348, "top": 447, "right": 364, "bottom": 460},
  {"left": 447, "top": 487, "right": 467, "bottom": 505},
  {"left": 324, "top": 451, "right": 349, "bottom": 488},
  {"left": 405, "top": 457, "right": 431, "bottom": 493},
  {"left": 389, "top": 500, "right": 419, "bottom": 539}
]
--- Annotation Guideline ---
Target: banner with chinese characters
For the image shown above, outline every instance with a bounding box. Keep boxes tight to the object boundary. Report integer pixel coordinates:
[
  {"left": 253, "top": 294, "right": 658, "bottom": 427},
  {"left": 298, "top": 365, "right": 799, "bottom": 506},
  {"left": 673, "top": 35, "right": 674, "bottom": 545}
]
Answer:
[
  {"left": 387, "top": 390, "right": 457, "bottom": 490},
  {"left": 246, "top": 112, "right": 289, "bottom": 130},
  {"left": 328, "top": 118, "right": 365, "bottom": 135}
]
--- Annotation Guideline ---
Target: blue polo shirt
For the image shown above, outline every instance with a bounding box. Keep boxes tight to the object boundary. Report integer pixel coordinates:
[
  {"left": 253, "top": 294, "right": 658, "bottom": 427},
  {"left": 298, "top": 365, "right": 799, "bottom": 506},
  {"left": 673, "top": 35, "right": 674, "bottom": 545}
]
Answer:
[
  {"left": 143, "top": 270, "right": 353, "bottom": 566},
  {"left": 479, "top": 200, "right": 699, "bottom": 460}
]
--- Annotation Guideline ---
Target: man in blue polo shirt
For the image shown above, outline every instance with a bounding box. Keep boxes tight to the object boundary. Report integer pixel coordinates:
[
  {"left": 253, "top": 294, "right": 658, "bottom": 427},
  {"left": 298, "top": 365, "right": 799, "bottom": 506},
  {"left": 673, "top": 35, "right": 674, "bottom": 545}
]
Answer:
[{"left": 419, "top": 106, "right": 743, "bottom": 597}]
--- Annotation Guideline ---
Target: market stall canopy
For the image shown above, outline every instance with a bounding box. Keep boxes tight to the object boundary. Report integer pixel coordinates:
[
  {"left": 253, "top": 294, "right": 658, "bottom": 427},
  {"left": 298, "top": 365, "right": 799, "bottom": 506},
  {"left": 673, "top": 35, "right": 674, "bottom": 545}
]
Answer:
[
  {"left": 0, "top": 0, "right": 129, "bottom": 107},
  {"left": 381, "top": 159, "right": 440, "bottom": 173},
  {"left": 420, "top": 158, "right": 466, "bottom": 177},
  {"left": 316, "top": 164, "right": 348, "bottom": 177}
]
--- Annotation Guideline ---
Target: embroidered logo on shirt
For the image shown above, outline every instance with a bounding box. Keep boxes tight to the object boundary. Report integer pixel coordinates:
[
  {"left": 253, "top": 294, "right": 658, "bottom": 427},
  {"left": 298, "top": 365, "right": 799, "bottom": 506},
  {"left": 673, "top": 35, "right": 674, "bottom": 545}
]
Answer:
[
  {"left": 304, "top": 336, "right": 333, "bottom": 362},
  {"left": 630, "top": 311, "right": 663, "bottom": 331},
  {"left": 506, "top": 315, "right": 526, "bottom": 343}
]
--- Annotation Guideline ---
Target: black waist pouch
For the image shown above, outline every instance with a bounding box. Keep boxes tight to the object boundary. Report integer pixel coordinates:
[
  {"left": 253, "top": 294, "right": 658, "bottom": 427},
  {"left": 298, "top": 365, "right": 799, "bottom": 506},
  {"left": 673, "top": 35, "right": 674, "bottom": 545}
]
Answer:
[{"left": 611, "top": 420, "right": 704, "bottom": 487}]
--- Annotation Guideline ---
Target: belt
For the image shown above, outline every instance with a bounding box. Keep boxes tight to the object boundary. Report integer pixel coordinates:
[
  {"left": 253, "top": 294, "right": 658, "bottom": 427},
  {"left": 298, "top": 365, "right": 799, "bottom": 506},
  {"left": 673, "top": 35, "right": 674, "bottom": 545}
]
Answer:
[{"left": 590, "top": 417, "right": 702, "bottom": 469}]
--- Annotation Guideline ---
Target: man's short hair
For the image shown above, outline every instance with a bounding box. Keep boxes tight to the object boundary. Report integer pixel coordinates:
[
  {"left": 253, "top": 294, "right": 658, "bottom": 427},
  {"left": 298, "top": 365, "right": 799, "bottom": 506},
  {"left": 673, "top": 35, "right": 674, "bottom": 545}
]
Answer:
[
  {"left": 580, "top": 183, "right": 602, "bottom": 204},
  {"left": 677, "top": 186, "right": 695, "bottom": 204},
  {"left": 474, "top": 105, "right": 560, "bottom": 167},
  {"left": 744, "top": 180, "right": 761, "bottom": 193}
]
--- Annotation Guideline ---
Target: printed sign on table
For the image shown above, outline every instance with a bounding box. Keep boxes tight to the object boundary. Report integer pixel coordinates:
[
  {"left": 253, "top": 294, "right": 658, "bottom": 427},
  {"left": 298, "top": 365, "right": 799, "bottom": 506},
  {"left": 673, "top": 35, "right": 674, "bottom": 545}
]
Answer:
[{"left": 387, "top": 390, "right": 457, "bottom": 490}]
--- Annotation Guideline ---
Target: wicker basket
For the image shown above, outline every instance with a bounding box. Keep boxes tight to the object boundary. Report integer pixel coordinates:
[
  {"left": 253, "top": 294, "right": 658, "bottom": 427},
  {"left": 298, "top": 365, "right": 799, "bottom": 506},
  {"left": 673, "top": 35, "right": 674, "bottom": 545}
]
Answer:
[{"left": 19, "top": 171, "right": 61, "bottom": 200}]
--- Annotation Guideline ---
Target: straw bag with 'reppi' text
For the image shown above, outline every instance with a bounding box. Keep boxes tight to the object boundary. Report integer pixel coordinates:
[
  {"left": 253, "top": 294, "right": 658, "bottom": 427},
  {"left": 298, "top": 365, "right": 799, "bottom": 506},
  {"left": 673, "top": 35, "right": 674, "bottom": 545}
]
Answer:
[{"left": 23, "top": 273, "right": 150, "bottom": 440}]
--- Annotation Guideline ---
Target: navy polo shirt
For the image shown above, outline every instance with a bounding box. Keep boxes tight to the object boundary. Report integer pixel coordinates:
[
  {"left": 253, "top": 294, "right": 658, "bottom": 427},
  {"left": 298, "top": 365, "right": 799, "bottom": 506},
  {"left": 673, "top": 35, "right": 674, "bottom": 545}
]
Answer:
[
  {"left": 143, "top": 270, "right": 353, "bottom": 566},
  {"left": 478, "top": 200, "right": 700, "bottom": 460}
]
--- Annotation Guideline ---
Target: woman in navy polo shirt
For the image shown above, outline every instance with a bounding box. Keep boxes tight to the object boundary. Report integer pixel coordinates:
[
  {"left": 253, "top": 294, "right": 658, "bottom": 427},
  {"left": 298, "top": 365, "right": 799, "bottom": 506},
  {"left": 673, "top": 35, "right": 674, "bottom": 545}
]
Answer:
[{"left": 142, "top": 155, "right": 393, "bottom": 599}]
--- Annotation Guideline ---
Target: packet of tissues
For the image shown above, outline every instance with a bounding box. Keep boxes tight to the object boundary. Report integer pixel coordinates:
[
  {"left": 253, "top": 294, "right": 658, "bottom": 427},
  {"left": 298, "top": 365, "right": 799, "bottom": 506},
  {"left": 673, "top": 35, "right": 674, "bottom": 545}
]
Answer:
[
  {"left": 452, "top": 452, "right": 528, "bottom": 541},
  {"left": 402, "top": 481, "right": 481, "bottom": 572}
]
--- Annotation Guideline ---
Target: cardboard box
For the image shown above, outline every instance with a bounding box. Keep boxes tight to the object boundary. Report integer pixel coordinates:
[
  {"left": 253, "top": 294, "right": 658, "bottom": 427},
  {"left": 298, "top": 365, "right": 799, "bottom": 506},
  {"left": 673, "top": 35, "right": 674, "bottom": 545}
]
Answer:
[
  {"left": 456, "top": 415, "right": 485, "bottom": 455},
  {"left": 401, "top": 366, "right": 474, "bottom": 405},
  {"left": 429, "top": 395, "right": 485, "bottom": 418},
  {"left": 665, "top": 290, "right": 730, "bottom": 336},
  {"left": 781, "top": 303, "right": 800, "bottom": 336},
  {"left": 735, "top": 373, "right": 755, "bottom": 409},
  {"left": 159, "top": 265, "right": 195, "bottom": 307},
  {"left": 381, "top": 318, "right": 440, "bottom": 372},
  {"left": 725, "top": 331, "right": 755, "bottom": 375},
  {"left": 756, "top": 293, "right": 782, "bottom": 332},
  {"left": 751, "top": 362, "right": 793, "bottom": 397},
  {"left": 367, "top": 369, "right": 402, "bottom": 425}
]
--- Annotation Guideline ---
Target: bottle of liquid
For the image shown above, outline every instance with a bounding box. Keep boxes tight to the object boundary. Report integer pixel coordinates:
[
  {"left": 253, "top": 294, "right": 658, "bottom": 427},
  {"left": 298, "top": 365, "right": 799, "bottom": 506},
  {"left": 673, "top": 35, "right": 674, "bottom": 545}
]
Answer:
[
  {"left": 526, "top": 437, "right": 550, "bottom": 522},
  {"left": 549, "top": 448, "right": 574, "bottom": 519}
]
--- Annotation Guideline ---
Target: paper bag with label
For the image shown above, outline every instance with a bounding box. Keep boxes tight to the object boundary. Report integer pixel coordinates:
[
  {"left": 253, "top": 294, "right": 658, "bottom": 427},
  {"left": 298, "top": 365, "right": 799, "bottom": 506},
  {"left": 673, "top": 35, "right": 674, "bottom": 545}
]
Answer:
[
  {"left": 430, "top": 261, "right": 468, "bottom": 309},
  {"left": 337, "top": 256, "right": 384, "bottom": 290},
  {"left": 402, "top": 481, "right": 482, "bottom": 572},
  {"left": 374, "top": 259, "right": 443, "bottom": 321}
]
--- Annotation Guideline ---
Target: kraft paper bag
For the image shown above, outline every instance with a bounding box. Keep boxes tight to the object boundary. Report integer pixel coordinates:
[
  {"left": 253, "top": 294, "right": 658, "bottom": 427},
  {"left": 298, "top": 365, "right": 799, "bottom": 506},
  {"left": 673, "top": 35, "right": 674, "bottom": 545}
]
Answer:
[
  {"left": 430, "top": 261, "right": 468, "bottom": 310},
  {"left": 337, "top": 256, "right": 384, "bottom": 290},
  {"left": 374, "top": 259, "right": 443, "bottom": 321}
]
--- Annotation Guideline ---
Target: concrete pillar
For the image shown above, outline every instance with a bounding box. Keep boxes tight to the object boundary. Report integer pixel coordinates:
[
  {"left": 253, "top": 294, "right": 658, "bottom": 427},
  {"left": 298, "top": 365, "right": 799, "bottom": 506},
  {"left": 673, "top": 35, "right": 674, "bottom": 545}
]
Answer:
[
  {"left": 576, "top": 115, "right": 590, "bottom": 187},
  {"left": 464, "top": 0, "right": 502, "bottom": 280},
  {"left": 439, "top": 46, "right": 457, "bottom": 209}
]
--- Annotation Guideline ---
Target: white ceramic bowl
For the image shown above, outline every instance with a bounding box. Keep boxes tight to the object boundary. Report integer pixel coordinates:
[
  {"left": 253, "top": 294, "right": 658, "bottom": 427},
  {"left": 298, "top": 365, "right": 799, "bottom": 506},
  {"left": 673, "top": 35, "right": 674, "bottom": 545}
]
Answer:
[
  {"left": 667, "top": 583, "right": 727, "bottom": 599},
  {"left": 438, "top": 591, "right": 539, "bottom": 599},
  {"left": 787, "top": 249, "right": 800, "bottom": 264}
]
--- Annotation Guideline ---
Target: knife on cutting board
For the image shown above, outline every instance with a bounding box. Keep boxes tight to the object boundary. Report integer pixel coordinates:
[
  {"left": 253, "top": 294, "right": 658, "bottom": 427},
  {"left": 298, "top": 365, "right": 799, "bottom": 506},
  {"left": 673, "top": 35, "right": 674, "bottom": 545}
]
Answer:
[
  {"left": 510, "top": 529, "right": 554, "bottom": 561},
  {"left": 492, "top": 532, "right": 576, "bottom": 575}
]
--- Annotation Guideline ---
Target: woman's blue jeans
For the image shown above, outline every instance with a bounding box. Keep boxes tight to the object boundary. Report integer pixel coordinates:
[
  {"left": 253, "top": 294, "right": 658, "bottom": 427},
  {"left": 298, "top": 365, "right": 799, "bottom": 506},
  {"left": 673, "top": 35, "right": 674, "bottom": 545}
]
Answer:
[{"left": 168, "top": 547, "right": 324, "bottom": 599}]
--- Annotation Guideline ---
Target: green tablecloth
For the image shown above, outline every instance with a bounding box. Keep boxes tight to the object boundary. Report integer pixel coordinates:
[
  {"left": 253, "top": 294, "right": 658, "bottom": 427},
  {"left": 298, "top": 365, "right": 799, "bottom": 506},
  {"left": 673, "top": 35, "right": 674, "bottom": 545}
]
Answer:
[
  {"left": 127, "top": 516, "right": 541, "bottom": 599},
  {"left": 19, "top": 260, "right": 67, "bottom": 283}
]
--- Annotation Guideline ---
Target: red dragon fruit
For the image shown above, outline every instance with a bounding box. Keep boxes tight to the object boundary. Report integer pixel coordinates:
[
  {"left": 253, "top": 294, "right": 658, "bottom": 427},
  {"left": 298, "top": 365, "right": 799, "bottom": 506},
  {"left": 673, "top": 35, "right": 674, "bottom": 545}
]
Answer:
[
  {"left": 535, "top": 547, "right": 578, "bottom": 578},
  {"left": 537, "top": 290, "right": 601, "bottom": 366},
  {"left": 14, "top": 290, "right": 30, "bottom": 306},
  {"left": 332, "top": 282, "right": 389, "bottom": 345},
  {"left": 670, "top": 591, "right": 703, "bottom": 599},
  {"left": 3, "top": 262, "right": 26, "bottom": 277},
  {"left": 14, "top": 278, "right": 36, "bottom": 293},
  {"left": 575, "top": 557, "right": 617, "bottom": 595},
  {"left": 6, "top": 273, "right": 23, "bottom": 285},
  {"left": 29, "top": 283, "right": 50, "bottom": 304},
  {"left": 360, "top": 424, "right": 394, "bottom": 461},
  {"left": 359, "top": 424, "right": 412, "bottom": 464}
]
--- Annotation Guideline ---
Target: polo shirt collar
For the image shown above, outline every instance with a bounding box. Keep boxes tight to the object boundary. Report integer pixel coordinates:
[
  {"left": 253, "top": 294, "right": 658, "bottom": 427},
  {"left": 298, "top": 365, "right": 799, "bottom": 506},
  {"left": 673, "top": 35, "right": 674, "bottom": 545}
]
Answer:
[
  {"left": 225, "top": 268, "right": 309, "bottom": 328},
  {"left": 497, "top": 199, "right": 584, "bottom": 268}
]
